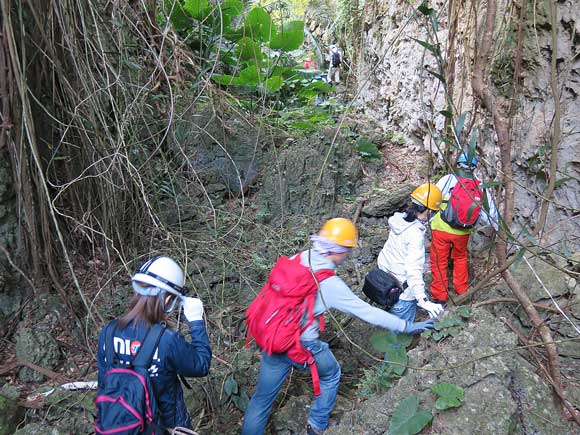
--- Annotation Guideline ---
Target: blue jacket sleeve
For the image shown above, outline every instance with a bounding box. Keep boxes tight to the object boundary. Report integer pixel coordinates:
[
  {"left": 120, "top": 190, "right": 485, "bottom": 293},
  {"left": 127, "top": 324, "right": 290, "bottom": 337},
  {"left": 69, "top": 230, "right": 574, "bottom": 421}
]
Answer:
[{"left": 167, "top": 320, "right": 212, "bottom": 377}]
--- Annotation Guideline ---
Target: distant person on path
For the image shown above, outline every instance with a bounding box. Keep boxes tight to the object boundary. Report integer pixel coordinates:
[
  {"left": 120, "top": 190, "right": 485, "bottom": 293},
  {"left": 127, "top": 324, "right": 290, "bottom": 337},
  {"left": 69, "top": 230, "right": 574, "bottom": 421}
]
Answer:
[
  {"left": 241, "top": 218, "right": 435, "bottom": 435},
  {"left": 375, "top": 183, "right": 445, "bottom": 322},
  {"left": 430, "top": 152, "right": 499, "bottom": 303},
  {"left": 326, "top": 44, "right": 342, "bottom": 85},
  {"left": 95, "top": 256, "right": 211, "bottom": 432}
]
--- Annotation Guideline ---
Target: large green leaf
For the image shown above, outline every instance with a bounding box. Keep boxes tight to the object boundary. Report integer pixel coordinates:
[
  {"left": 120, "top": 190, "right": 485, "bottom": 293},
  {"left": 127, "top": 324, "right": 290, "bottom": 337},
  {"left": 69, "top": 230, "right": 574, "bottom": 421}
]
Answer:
[
  {"left": 208, "top": 0, "right": 243, "bottom": 30},
  {"left": 165, "top": 0, "right": 192, "bottom": 31},
  {"left": 236, "top": 37, "right": 264, "bottom": 62},
  {"left": 244, "top": 7, "right": 275, "bottom": 41},
  {"left": 239, "top": 65, "right": 263, "bottom": 85},
  {"left": 211, "top": 74, "right": 238, "bottom": 85},
  {"left": 370, "top": 331, "right": 413, "bottom": 353},
  {"left": 387, "top": 396, "right": 433, "bottom": 435},
  {"left": 384, "top": 343, "right": 408, "bottom": 376},
  {"left": 184, "top": 0, "right": 210, "bottom": 20},
  {"left": 224, "top": 376, "right": 238, "bottom": 396},
  {"left": 262, "top": 75, "right": 283, "bottom": 93},
  {"left": 270, "top": 21, "right": 304, "bottom": 52},
  {"left": 431, "top": 382, "right": 465, "bottom": 410},
  {"left": 211, "top": 65, "right": 262, "bottom": 87}
]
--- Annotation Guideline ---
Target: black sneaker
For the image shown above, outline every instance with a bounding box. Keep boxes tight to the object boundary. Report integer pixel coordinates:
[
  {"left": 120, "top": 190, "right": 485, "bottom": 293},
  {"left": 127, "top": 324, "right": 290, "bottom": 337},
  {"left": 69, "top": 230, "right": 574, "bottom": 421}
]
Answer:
[{"left": 306, "top": 424, "right": 325, "bottom": 435}]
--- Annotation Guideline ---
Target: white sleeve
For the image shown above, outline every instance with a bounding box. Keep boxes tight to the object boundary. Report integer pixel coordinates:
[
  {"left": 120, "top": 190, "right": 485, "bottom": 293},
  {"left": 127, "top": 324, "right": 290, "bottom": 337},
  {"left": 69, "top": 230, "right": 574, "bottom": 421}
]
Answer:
[
  {"left": 479, "top": 188, "right": 500, "bottom": 231},
  {"left": 404, "top": 228, "right": 427, "bottom": 300},
  {"left": 436, "top": 174, "right": 456, "bottom": 198}
]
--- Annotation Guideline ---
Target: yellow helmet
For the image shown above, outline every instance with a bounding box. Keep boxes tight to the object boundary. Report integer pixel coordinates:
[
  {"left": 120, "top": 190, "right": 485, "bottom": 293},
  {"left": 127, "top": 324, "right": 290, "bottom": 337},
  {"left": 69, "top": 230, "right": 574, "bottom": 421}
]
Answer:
[
  {"left": 319, "top": 218, "right": 358, "bottom": 247},
  {"left": 411, "top": 183, "right": 442, "bottom": 211}
]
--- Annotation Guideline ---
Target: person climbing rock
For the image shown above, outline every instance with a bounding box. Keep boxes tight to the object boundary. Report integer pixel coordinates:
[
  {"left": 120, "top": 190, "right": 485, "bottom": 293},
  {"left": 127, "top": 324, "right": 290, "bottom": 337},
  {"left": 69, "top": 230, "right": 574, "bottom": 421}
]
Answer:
[
  {"left": 326, "top": 44, "right": 342, "bottom": 85},
  {"left": 430, "top": 152, "right": 499, "bottom": 303},
  {"left": 96, "top": 256, "right": 212, "bottom": 432},
  {"left": 376, "top": 183, "right": 445, "bottom": 322},
  {"left": 241, "top": 218, "right": 435, "bottom": 435}
]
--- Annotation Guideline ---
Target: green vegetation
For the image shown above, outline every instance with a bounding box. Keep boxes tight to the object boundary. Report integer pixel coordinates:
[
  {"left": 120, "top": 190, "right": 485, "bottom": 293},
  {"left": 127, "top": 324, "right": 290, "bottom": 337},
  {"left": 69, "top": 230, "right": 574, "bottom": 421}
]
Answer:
[
  {"left": 431, "top": 382, "right": 465, "bottom": 410},
  {"left": 422, "top": 307, "right": 471, "bottom": 342},
  {"left": 387, "top": 396, "right": 433, "bottom": 435}
]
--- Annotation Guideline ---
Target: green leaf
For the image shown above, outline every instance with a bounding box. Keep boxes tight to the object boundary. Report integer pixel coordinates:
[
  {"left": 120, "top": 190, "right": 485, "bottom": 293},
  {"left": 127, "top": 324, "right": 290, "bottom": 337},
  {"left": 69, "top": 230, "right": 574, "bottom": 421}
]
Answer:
[
  {"left": 411, "top": 38, "right": 439, "bottom": 55},
  {"left": 439, "top": 109, "right": 453, "bottom": 118},
  {"left": 236, "top": 37, "right": 264, "bottom": 62},
  {"left": 356, "top": 139, "right": 382, "bottom": 161},
  {"left": 165, "top": 0, "right": 192, "bottom": 31},
  {"left": 370, "top": 331, "right": 398, "bottom": 353},
  {"left": 208, "top": 0, "right": 243, "bottom": 30},
  {"left": 455, "top": 112, "right": 468, "bottom": 138},
  {"left": 224, "top": 376, "right": 238, "bottom": 396},
  {"left": 184, "top": 0, "right": 210, "bottom": 20},
  {"left": 244, "top": 7, "right": 275, "bottom": 41},
  {"left": 384, "top": 343, "right": 408, "bottom": 376},
  {"left": 239, "top": 65, "right": 263, "bottom": 85},
  {"left": 468, "top": 127, "right": 478, "bottom": 149},
  {"left": 480, "top": 180, "right": 504, "bottom": 189},
  {"left": 456, "top": 306, "right": 472, "bottom": 319},
  {"left": 232, "top": 390, "right": 250, "bottom": 411},
  {"left": 211, "top": 74, "right": 238, "bottom": 85},
  {"left": 554, "top": 177, "right": 573, "bottom": 187},
  {"left": 431, "top": 383, "right": 465, "bottom": 410},
  {"left": 387, "top": 396, "right": 433, "bottom": 435},
  {"left": 270, "top": 21, "right": 305, "bottom": 52},
  {"left": 417, "top": 2, "right": 435, "bottom": 16},
  {"left": 426, "top": 68, "right": 446, "bottom": 84},
  {"left": 262, "top": 75, "right": 283, "bottom": 93}
]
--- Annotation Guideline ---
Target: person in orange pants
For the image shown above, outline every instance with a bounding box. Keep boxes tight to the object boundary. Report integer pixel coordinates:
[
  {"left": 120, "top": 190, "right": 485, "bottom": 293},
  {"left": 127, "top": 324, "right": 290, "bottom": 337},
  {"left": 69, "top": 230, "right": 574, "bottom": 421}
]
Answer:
[
  {"left": 430, "top": 230, "right": 470, "bottom": 301},
  {"left": 430, "top": 152, "right": 499, "bottom": 302}
]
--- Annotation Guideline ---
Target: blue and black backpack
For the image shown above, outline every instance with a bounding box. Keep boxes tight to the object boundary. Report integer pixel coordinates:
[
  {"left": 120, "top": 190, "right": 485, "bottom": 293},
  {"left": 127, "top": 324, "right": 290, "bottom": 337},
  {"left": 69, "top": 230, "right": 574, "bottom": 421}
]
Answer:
[{"left": 95, "top": 320, "right": 166, "bottom": 435}]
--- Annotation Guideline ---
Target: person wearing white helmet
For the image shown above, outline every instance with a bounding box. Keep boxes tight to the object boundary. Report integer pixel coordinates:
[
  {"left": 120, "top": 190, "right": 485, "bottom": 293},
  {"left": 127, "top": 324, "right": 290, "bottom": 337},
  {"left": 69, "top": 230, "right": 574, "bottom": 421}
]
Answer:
[{"left": 96, "top": 256, "right": 212, "bottom": 431}]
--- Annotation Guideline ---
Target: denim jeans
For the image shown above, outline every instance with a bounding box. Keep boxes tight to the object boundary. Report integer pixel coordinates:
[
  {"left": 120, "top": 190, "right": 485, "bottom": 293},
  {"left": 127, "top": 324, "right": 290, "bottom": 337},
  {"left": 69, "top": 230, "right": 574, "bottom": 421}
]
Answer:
[
  {"left": 390, "top": 298, "right": 418, "bottom": 323},
  {"left": 241, "top": 340, "right": 341, "bottom": 435}
]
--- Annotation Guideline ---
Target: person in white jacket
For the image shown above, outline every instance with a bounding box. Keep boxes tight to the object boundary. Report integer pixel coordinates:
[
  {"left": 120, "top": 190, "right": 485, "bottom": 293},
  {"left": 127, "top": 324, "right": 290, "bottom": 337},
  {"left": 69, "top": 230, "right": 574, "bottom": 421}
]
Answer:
[{"left": 377, "top": 183, "right": 445, "bottom": 321}]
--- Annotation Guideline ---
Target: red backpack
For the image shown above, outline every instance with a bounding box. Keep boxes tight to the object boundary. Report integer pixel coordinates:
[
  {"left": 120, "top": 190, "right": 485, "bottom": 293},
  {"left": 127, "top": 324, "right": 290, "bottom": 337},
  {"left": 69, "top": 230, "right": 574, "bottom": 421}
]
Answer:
[
  {"left": 245, "top": 255, "right": 335, "bottom": 396},
  {"left": 440, "top": 175, "right": 483, "bottom": 229}
]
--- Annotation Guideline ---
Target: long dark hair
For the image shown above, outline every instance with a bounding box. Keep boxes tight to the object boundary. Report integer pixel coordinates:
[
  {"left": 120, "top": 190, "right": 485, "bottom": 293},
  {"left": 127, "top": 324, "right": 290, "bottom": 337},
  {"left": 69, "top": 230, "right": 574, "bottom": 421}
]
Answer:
[
  {"left": 118, "top": 289, "right": 167, "bottom": 330},
  {"left": 403, "top": 202, "right": 428, "bottom": 222}
]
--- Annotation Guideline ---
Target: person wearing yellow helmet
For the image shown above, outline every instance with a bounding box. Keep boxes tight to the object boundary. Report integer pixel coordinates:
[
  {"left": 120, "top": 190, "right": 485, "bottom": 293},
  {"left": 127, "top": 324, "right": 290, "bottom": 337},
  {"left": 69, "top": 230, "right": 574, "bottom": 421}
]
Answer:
[
  {"left": 374, "top": 183, "right": 445, "bottom": 322},
  {"left": 242, "top": 218, "right": 435, "bottom": 435}
]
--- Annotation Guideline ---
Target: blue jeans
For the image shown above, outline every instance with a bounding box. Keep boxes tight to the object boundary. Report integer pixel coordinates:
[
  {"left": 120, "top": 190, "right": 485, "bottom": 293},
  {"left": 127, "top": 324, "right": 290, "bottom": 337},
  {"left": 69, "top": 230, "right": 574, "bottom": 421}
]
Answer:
[
  {"left": 390, "top": 299, "right": 417, "bottom": 323},
  {"left": 241, "top": 340, "right": 341, "bottom": 435}
]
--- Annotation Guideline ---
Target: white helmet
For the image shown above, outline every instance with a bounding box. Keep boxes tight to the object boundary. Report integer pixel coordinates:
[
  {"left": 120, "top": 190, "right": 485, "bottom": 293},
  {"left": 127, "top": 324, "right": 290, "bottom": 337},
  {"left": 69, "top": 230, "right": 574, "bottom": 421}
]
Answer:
[{"left": 132, "top": 256, "right": 186, "bottom": 295}]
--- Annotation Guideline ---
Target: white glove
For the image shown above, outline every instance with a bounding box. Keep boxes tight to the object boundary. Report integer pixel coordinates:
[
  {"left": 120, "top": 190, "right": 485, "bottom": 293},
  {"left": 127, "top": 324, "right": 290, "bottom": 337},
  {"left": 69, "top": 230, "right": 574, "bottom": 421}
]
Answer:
[
  {"left": 182, "top": 297, "right": 204, "bottom": 321},
  {"left": 417, "top": 296, "right": 444, "bottom": 319}
]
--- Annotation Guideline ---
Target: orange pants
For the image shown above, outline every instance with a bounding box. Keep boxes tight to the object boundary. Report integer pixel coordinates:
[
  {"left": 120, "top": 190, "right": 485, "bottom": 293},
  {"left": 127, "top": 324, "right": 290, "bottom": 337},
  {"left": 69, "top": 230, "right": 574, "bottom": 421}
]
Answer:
[{"left": 430, "top": 230, "right": 470, "bottom": 301}]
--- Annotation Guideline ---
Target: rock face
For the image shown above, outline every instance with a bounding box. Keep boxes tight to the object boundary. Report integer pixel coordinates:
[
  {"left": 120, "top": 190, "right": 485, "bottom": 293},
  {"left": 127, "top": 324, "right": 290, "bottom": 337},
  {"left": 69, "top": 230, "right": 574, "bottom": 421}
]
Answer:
[
  {"left": 355, "top": 0, "right": 580, "bottom": 250},
  {"left": 15, "top": 327, "right": 61, "bottom": 382},
  {"left": 328, "top": 308, "right": 575, "bottom": 435}
]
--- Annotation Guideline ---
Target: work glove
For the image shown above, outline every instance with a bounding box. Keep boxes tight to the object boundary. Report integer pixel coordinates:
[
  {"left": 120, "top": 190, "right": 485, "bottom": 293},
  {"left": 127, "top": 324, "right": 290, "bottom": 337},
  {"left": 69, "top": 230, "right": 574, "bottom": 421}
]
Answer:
[
  {"left": 417, "top": 296, "right": 444, "bottom": 319},
  {"left": 404, "top": 319, "right": 435, "bottom": 335},
  {"left": 182, "top": 297, "right": 204, "bottom": 322}
]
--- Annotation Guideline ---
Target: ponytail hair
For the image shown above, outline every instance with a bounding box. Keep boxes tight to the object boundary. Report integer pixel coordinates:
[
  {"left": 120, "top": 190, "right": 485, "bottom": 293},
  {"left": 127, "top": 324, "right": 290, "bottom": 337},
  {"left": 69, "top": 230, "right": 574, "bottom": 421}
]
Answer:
[{"left": 403, "top": 202, "right": 428, "bottom": 222}]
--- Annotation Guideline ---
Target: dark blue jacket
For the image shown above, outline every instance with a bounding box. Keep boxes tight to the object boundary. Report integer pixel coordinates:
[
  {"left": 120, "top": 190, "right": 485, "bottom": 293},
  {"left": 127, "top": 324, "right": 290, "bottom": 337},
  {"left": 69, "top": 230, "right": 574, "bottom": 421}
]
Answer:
[{"left": 97, "top": 319, "right": 211, "bottom": 429}]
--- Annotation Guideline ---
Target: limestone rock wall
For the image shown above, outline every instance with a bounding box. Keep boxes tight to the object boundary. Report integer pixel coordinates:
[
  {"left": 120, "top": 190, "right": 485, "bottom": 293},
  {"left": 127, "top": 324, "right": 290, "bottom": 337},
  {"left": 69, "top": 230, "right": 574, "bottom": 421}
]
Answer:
[{"left": 355, "top": 0, "right": 580, "bottom": 249}]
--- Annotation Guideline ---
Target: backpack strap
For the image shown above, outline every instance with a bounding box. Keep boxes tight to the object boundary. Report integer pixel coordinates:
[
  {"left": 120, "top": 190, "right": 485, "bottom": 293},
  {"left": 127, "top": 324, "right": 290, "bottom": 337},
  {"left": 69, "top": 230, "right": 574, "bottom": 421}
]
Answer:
[
  {"left": 105, "top": 320, "right": 119, "bottom": 367},
  {"left": 133, "top": 323, "right": 166, "bottom": 368}
]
